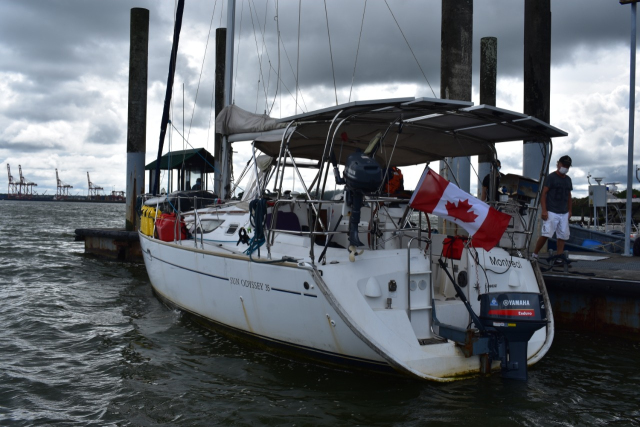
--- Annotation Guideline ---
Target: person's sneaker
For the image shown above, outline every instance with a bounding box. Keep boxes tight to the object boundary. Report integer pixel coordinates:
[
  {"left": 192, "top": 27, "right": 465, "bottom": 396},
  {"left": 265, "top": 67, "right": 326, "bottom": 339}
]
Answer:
[
  {"left": 553, "top": 257, "right": 565, "bottom": 266},
  {"left": 530, "top": 253, "right": 539, "bottom": 261}
]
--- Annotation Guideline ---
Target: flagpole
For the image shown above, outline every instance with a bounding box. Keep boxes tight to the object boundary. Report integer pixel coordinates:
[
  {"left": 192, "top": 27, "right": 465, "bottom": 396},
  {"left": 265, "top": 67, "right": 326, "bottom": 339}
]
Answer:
[{"left": 620, "top": 0, "right": 637, "bottom": 256}]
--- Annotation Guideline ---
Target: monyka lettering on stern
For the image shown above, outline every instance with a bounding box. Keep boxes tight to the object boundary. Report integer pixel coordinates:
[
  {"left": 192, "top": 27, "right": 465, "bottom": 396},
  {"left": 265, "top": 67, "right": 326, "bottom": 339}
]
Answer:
[
  {"left": 229, "top": 277, "right": 271, "bottom": 291},
  {"left": 489, "top": 256, "right": 522, "bottom": 269}
]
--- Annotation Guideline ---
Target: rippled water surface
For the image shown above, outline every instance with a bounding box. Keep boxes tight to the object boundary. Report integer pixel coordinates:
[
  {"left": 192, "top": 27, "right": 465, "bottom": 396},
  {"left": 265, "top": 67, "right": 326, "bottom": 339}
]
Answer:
[{"left": 1, "top": 201, "right": 639, "bottom": 426}]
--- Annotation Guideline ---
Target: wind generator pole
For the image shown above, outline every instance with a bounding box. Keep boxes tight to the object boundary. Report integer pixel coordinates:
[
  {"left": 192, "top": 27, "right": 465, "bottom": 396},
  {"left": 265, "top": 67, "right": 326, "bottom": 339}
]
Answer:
[{"left": 220, "top": 0, "right": 235, "bottom": 199}]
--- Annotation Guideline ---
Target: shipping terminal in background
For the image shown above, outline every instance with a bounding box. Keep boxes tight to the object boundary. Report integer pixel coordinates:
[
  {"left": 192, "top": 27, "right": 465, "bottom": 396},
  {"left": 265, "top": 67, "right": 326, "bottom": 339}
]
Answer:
[{"left": 3, "top": 164, "right": 124, "bottom": 203}]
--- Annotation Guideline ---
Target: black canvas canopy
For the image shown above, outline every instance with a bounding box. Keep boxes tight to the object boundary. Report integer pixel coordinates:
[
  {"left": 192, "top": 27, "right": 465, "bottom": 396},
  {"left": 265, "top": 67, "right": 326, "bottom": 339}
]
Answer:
[
  {"left": 145, "top": 148, "right": 215, "bottom": 173},
  {"left": 145, "top": 148, "right": 215, "bottom": 193}
]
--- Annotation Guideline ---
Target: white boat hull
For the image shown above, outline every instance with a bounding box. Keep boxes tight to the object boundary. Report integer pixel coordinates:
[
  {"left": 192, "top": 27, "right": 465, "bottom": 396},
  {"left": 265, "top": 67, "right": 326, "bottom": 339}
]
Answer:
[{"left": 140, "top": 221, "right": 554, "bottom": 381}]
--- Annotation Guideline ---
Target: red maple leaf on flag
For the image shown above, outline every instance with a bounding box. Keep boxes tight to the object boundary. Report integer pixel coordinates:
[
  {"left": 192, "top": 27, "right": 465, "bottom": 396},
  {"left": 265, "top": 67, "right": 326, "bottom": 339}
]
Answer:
[{"left": 445, "top": 199, "right": 478, "bottom": 223}]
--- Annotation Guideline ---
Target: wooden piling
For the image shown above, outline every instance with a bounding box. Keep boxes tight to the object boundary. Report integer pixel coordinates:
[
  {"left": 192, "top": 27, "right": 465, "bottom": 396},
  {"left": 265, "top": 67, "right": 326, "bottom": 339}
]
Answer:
[
  {"left": 478, "top": 37, "right": 497, "bottom": 197},
  {"left": 523, "top": 0, "right": 551, "bottom": 179},
  {"left": 440, "top": 0, "right": 473, "bottom": 193},
  {"left": 126, "top": 8, "right": 149, "bottom": 231}
]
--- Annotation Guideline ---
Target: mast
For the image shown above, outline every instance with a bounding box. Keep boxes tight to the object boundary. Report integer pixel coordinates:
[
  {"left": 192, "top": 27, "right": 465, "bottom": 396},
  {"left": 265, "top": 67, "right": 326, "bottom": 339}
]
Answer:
[
  {"left": 219, "top": 0, "right": 235, "bottom": 199},
  {"left": 153, "top": 0, "right": 186, "bottom": 195}
]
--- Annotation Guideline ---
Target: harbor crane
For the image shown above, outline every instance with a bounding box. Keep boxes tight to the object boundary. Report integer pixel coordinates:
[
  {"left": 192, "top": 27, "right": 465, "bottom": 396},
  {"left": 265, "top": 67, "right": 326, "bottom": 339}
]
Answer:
[
  {"left": 87, "top": 172, "right": 103, "bottom": 199},
  {"left": 55, "top": 169, "right": 73, "bottom": 198},
  {"left": 6, "top": 164, "right": 17, "bottom": 195},
  {"left": 18, "top": 165, "right": 37, "bottom": 196}
]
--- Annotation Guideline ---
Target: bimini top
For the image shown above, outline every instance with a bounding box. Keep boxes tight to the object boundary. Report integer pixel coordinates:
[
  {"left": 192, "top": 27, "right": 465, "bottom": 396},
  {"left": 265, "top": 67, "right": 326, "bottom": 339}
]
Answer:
[{"left": 216, "top": 97, "right": 567, "bottom": 167}]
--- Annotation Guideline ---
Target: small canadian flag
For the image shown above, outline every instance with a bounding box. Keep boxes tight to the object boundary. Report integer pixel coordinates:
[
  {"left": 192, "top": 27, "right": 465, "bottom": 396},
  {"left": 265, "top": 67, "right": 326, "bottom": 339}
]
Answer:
[{"left": 409, "top": 167, "right": 511, "bottom": 251}]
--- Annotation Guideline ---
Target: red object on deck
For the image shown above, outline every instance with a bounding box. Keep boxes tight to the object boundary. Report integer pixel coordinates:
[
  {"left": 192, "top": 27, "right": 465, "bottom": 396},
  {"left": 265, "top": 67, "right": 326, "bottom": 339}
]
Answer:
[
  {"left": 442, "top": 236, "right": 465, "bottom": 260},
  {"left": 155, "top": 213, "right": 187, "bottom": 242}
]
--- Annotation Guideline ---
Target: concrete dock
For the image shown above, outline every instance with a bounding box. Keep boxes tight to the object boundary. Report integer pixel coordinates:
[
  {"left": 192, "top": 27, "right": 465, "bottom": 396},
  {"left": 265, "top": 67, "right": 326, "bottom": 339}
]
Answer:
[
  {"left": 75, "top": 228, "right": 141, "bottom": 262},
  {"left": 540, "top": 253, "right": 640, "bottom": 340}
]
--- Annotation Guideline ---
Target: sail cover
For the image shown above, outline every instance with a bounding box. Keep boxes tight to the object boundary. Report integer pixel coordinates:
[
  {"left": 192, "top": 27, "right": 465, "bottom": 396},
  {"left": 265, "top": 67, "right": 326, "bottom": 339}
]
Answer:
[
  {"left": 215, "top": 98, "right": 567, "bottom": 167},
  {"left": 215, "top": 104, "right": 287, "bottom": 135}
]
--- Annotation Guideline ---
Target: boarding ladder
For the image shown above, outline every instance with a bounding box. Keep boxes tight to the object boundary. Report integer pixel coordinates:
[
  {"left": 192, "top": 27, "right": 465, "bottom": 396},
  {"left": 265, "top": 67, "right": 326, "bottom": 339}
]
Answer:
[{"left": 406, "top": 237, "right": 434, "bottom": 342}]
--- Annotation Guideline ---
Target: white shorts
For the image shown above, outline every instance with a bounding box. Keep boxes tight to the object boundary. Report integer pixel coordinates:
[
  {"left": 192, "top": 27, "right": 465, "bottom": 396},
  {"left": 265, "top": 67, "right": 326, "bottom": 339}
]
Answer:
[{"left": 541, "top": 211, "right": 570, "bottom": 240}]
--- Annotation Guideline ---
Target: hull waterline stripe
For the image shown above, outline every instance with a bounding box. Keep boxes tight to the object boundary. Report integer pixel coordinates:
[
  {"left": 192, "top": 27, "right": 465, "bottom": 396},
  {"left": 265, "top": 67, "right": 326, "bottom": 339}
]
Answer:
[
  {"left": 145, "top": 250, "right": 229, "bottom": 282},
  {"left": 271, "top": 287, "right": 301, "bottom": 295}
]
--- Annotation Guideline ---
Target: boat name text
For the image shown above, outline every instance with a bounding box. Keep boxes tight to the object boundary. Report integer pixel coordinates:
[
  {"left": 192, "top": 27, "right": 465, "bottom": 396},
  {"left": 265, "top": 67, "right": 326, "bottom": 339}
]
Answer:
[
  {"left": 229, "top": 277, "right": 271, "bottom": 291},
  {"left": 489, "top": 256, "right": 522, "bottom": 269}
]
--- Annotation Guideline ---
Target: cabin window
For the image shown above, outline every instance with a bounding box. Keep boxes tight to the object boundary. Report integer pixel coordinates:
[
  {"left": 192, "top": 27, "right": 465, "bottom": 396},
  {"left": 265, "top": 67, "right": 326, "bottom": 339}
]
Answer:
[
  {"left": 198, "top": 219, "right": 224, "bottom": 233},
  {"left": 225, "top": 224, "right": 239, "bottom": 235}
]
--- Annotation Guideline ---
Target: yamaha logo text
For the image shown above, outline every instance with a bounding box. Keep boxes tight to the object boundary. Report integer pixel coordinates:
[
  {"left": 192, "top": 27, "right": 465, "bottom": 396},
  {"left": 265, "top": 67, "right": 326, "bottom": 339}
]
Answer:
[{"left": 503, "top": 299, "right": 531, "bottom": 307}]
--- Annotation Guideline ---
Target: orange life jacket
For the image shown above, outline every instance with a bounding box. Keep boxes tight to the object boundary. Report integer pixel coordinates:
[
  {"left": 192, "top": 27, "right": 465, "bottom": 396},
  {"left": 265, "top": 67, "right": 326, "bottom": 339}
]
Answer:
[{"left": 385, "top": 167, "right": 404, "bottom": 194}]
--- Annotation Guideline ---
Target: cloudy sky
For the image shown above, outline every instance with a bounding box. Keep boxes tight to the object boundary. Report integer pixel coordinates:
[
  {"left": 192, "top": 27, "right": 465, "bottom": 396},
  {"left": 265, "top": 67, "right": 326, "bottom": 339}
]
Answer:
[{"left": 1, "top": 0, "right": 639, "bottom": 198}]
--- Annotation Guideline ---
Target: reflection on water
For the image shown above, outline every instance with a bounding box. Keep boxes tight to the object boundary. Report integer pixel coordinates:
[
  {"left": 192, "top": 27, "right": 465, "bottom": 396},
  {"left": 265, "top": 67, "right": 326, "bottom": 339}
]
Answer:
[{"left": 0, "top": 201, "right": 639, "bottom": 426}]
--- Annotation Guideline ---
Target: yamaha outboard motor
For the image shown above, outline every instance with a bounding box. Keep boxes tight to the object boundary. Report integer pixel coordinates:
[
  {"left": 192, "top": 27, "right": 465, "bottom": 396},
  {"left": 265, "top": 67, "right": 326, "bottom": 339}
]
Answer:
[
  {"left": 479, "top": 292, "right": 548, "bottom": 380},
  {"left": 342, "top": 150, "right": 383, "bottom": 247}
]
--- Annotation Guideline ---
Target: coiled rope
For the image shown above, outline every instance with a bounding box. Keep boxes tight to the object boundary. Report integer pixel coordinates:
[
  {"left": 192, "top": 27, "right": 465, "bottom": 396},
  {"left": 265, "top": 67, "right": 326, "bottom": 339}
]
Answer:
[
  {"left": 245, "top": 198, "right": 267, "bottom": 256},
  {"left": 242, "top": 198, "right": 296, "bottom": 264}
]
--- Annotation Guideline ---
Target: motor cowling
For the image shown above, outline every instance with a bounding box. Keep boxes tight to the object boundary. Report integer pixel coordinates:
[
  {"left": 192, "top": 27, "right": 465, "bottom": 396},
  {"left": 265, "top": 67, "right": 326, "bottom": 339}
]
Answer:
[
  {"left": 342, "top": 151, "right": 383, "bottom": 247},
  {"left": 479, "top": 292, "right": 548, "bottom": 380},
  {"left": 344, "top": 151, "right": 383, "bottom": 192}
]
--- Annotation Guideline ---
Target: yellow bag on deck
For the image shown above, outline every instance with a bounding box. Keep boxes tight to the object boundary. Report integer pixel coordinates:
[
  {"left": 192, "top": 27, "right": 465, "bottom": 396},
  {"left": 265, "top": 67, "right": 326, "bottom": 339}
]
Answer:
[{"left": 140, "top": 206, "right": 158, "bottom": 236}]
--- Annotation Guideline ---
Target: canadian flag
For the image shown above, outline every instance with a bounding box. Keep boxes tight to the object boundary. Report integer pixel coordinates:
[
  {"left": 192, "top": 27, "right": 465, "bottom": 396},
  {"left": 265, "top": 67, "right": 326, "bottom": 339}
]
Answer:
[{"left": 409, "top": 167, "right": 511, "bottom": 251}]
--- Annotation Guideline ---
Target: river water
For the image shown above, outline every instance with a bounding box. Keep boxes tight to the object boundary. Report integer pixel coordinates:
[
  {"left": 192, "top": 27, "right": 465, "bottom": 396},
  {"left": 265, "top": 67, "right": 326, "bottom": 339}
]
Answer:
[{"left": 1, "top": 200, "right": 639, "bottom": 426}]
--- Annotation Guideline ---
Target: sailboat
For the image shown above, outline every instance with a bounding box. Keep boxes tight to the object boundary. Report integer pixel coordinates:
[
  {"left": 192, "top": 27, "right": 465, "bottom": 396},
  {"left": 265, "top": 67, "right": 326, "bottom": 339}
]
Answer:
[
  {"left": 141, "top": 96, "right": 567, "bottom": 381},
  {"left": 139, "top": 1, "right": 567, "bottom": 381}
]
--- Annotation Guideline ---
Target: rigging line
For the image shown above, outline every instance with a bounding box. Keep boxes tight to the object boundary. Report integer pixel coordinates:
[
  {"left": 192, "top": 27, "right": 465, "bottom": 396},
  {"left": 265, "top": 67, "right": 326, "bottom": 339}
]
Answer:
[
  {"left": 255, "top": 0, "right": 276, "bottom": 113},
  {"left": 247, "top": 0, "right": 269, "bottom": 113},
  {"left": 168, "top": 0, "right": 177, "bottom": 193},
  {"left": 296, "top": 0, "right": 301, "bottom": 115},
  {"left": 233, "top": 0, "right": 247, "bottom": 105},
  {"left": 252, "top": 0, "right": 273, "bottom": 112},
  {"left": 323, "top": 0, "right": 339, "bottom": 106},
  {"left": 206, "top": 66, "right": 215, "bottom": 152},
  {"left": 187, "top": 0, "right": 219, "bottom": 142},
  {"left": 169, "top": 122, "right": 217, "bottom": 173},
  {"left": 268, "top": 0, "right": 280, "bottom": 115},
  {"left": 383, "top": 0, "right": 436, "bottom": 98},
  {"left": 261, "top": 0, "right": 272, "bottom": 113},
  {"left": 276, "top": 28, "right": 309, "bottom": 113},
  {"left": 349, "top": 0, "right": 367, "bottom": 103},
  {"left": 377, "top": 133, "right": 401, "bottom": 194},
  {"left": 246, "top": 0, "right": 272, "bottom": 113},
  {"left": 265, "top": 66, "right": 272, "bottom": 114},
  {"left": 442, "top": 158, "right": 461, "bottom": 188},
  {"left": 265, "top": 61, "right": 307, "bottom": 112}
]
